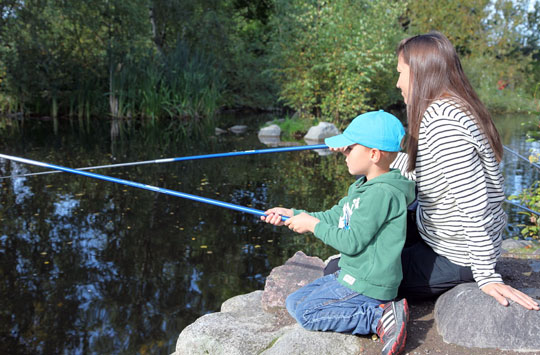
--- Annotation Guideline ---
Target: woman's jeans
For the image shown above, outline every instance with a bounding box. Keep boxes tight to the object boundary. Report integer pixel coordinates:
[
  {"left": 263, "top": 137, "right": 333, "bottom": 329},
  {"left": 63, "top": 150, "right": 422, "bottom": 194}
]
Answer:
[{"left": 285, "top": 273, "right": 386, "bottom": 335}]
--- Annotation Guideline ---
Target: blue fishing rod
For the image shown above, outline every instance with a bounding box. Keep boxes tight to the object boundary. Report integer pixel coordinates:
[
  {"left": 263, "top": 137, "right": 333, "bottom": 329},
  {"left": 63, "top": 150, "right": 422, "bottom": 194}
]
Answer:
[
  {"left": 0, "top": 153, "right": 289, "bottom": 221},
  {"left": 503, "top": 145, "right": 540, "bottom": 170},
  {"left": 2, "top": 146, "right": 537, "bottom": 216},
  {"left": 0, "top": 144, "right": 329, "bottom": 179}
]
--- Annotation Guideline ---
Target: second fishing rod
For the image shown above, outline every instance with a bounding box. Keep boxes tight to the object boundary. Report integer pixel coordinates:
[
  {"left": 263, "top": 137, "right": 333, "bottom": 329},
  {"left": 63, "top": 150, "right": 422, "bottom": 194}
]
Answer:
[{"left": 0, "top": 144, "right": 329, "bottom": 180}]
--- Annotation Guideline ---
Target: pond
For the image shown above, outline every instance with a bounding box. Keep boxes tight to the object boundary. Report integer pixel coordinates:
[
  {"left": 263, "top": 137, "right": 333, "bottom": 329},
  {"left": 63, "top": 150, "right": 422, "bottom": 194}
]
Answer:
[{"left": 0, "top": 112, "right": 538, "bottom": 354}]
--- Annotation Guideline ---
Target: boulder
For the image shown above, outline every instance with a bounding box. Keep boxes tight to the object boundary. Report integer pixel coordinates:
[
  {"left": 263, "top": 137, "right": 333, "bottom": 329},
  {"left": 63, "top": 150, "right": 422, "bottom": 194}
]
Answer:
[
  {"left": 174, "top": 252, "right": 540, "bottom": 355},
  {"left": 175, "top": 291, "right": 293, "bottom": 355},
  {"left": 303, "top": 122, "right": 339, "bottom": 143},
  {"left": 258, "top": 124, "right": 282, "bottom": 147},
  {"left": 434, "top": 282, "right": 540, "bottom": 351},
  {"left": 261, "top": 324, "right": 365, "bottom": 355},
  {"left": 261, "top": 251, "right": 325, "bottom": 320},
  {"left": 258, "top": 124, "right": 281, "bottom": 137}
]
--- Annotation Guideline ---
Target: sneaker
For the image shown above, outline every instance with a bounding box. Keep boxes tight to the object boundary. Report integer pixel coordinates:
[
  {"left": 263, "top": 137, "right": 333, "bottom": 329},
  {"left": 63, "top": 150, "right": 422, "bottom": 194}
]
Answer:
[{"left": 376, "top": 298, "right": 409, "bottom": 355}]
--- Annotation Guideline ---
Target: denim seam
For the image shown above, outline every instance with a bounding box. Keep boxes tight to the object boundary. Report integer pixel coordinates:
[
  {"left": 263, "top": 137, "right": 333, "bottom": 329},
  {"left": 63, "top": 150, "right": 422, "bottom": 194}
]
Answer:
[{"left": 301, "top": 293, "right": 379, "bottom": 325}]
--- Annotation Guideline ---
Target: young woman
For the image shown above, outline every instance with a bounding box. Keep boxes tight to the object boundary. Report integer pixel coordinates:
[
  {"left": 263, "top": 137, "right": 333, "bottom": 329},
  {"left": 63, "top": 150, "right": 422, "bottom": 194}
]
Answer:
[
  {"left": 395, "top": 31, "right": 540, "bottom": 310},
  {"left": 327, "top": 32, "right": 538, "bottom": 310}
]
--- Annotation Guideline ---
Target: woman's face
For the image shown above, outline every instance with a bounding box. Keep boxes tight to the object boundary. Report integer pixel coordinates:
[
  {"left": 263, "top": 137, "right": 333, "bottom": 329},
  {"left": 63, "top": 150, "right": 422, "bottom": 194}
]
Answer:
[{"left": 396, "top": 55, "right": 411, "bottom": 104}]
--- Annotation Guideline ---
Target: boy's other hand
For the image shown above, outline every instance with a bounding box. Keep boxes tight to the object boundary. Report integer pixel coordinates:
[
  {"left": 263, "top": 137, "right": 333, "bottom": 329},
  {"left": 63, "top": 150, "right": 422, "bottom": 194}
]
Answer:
[
  {"left": 284, "top": 212, "right": 319, "bottom": 234},
  {"left": 329, "top": 146, "right": 348, "bottom": 155},
  {"left": 261, "top": 207, "right": 293, "bottom": 226}
]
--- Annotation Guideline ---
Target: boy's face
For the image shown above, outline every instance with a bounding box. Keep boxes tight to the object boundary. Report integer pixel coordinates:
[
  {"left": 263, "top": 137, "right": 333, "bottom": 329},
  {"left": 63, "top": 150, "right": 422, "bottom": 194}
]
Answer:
[{"left": 343, "top": 144, "right": 373, "bottom": 176}]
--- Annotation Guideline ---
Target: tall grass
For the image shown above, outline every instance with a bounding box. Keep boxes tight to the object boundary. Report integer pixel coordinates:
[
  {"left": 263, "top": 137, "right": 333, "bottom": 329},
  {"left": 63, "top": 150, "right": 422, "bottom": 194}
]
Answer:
[{"left": 110, "top": 42, "right": 225, "bottom": 137}]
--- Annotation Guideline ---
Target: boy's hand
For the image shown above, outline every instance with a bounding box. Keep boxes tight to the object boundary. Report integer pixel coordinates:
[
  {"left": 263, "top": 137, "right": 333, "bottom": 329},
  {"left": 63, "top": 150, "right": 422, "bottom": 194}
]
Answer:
[
  {"left": 261, "top": 207, "right": 293, "bottom": 226},
  {"left": 329, "top": 146, "right": 347, "bottom": 154},
  {"left": 284, "top": 212, "right": 319, "bottom": 234}
]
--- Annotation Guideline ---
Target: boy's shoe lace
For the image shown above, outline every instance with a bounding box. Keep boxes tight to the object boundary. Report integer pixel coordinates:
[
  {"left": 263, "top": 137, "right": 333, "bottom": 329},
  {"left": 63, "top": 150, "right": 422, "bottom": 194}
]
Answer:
[{"left": 376, "top": 298, "right": 409, "bottom": 355}]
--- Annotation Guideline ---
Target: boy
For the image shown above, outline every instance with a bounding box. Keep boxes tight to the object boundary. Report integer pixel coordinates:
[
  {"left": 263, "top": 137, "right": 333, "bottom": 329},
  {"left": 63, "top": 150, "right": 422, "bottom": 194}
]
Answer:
[{"left": 261, "top": 110, "right": 416, "bottom": 355}]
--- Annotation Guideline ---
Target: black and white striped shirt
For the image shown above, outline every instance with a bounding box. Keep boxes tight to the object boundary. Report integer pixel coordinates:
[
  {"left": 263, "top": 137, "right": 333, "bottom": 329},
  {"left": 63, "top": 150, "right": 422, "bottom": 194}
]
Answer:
[{"left": 392, "top": 99, "right": 506, "bottom": 287}]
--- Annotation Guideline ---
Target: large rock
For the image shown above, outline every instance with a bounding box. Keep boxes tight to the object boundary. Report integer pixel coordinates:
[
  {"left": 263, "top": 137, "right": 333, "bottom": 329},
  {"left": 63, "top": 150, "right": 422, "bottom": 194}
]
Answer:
[
  {"left": 174, "top": 252, "right": 540, "bottom": 355},
  {"left": 258, "top": 124, "right": 281, "bottom": 138},
  {"left": 261, "top": 251, "right": 325, "bottom": 320},
  {"left": 262, "top": 324, "right": 365, "bottom": 355},
  {"left": 258, "top": 124, "right": 282, "bottom": 146},
  {"left": 435, "top": 282, "right": 540, "bottom": 351},
  {"left": 303, "top": 122, "right": 339, "bottom": 143},
  {"left": 174, "top": 288, "right": 367, "bottom": 355},
  {"left": 175, "top": 291, "right": 294, "bottom": 355}
]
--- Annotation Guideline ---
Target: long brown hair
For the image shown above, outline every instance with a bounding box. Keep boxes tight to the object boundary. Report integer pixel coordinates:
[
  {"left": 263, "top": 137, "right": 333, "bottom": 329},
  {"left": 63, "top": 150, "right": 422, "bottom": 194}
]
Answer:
[{"left": 397, "top": 32, "right": 503, "bottom": 172}]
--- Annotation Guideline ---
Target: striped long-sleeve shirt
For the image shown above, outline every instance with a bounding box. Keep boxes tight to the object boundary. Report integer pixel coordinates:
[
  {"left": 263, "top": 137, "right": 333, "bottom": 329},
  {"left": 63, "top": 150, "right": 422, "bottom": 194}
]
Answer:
[{"left": 391, "top": 99, "right": 507, "bottom": 288}]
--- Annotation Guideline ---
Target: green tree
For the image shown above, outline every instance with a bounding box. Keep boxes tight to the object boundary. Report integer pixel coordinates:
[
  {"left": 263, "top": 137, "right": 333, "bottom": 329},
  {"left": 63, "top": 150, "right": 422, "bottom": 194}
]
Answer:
[
  {"left": 0, "top": 0, "right": 278, "bottom": 120},
  {"left": 269, "top": 0, "right": 406, "bottom": 126},
  {"left": 405, "top": 0, "right": 538, "bottom": 111}
]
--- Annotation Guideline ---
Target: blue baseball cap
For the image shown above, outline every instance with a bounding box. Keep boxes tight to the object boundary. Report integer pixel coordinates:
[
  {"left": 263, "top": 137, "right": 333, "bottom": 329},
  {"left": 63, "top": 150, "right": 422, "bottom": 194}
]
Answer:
[{"left": 324, "top": 110, "right": 405, "bottom": 152}]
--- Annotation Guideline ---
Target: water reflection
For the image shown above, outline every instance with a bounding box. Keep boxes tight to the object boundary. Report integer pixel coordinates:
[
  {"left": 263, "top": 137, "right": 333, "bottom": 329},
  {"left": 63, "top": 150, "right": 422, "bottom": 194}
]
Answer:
[{"left": 0, "top": 112, "right": 538, "bottom": 354}]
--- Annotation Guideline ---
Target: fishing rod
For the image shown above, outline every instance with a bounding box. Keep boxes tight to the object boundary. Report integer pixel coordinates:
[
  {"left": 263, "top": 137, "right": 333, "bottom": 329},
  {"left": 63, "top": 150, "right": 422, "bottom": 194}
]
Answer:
[
  {"left": 505, "top": 200, "right": 540, "bottom": 215},
  {"left": 0, "top": 144, "right": 329, "bottom": 180},
  {"left": 0, "top": 153, "right": 289, "bottom": 221},
  {"left": 3, "top": 144, "right": 535, "bottom": 180},
  {"left": 2, "top": 147, "right": 538, "bottom": 215},
  {"left": 503, "top": 145, "right": 540, "bottom": 171}
]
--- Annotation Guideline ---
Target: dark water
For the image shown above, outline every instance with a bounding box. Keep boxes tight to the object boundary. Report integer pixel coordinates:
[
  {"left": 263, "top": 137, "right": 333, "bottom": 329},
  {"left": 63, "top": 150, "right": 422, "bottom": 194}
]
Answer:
[{"left": 0, "top": 112, "right": 537, "bottom": 354}]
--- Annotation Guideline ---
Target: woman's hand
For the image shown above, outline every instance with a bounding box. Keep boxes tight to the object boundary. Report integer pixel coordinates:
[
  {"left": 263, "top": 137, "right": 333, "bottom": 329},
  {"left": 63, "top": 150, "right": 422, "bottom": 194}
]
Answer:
[
  {"left": 481, "top": 283, "right": 539, "bottom": 310},
  {"left": 284, "top": 212, "right": 320, "bottom": 234},
  {"left": 261, "top": 207, "right": 293, "bottom": 226}
]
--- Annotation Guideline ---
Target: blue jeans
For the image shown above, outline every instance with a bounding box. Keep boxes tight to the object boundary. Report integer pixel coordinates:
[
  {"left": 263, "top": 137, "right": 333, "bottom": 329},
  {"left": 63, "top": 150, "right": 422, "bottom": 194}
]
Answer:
[{"left": 285, "top": 273, "right": 386, "bottom": 335}]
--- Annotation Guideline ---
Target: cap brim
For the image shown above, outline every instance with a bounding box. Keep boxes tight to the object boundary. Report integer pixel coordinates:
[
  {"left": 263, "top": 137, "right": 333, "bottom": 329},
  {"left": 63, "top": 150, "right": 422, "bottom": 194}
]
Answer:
[{"left": 324, "top": 134, "right": 356, "bottom": 148}]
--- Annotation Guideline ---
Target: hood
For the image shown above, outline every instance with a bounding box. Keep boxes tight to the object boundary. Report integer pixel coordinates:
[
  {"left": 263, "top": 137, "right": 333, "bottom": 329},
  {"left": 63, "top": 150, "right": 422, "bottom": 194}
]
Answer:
[{"left": 359, "top": 169, "right": 416, "bottom": 206}]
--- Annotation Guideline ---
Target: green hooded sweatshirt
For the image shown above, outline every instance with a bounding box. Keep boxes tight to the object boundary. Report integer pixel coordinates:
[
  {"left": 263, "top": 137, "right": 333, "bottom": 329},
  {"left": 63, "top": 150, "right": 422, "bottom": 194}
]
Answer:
[{"left": 293, "top": 169, "right": 416, "bottom": 301}]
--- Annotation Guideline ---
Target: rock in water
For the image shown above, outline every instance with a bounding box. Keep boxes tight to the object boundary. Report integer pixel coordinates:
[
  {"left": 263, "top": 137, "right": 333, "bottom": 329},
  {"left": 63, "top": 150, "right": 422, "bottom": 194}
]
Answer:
[
  {"left": 258, "top": 124, "right": 281, "bottom": 137},
  {"left": 434, "top": 282, "right": 540, "bottom": 351},
  {"left": 229, "top": 125, "right": 248, "bottom": 134},
  {"left": 303, "top": 122, "right": 339, "bottom": 143}
]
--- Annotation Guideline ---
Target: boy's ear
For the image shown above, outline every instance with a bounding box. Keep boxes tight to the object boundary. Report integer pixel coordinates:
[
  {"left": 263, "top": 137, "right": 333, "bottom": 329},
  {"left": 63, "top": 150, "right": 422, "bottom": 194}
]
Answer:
[{"left": 370, "top": 148, "right": 382, "bottom": 163}]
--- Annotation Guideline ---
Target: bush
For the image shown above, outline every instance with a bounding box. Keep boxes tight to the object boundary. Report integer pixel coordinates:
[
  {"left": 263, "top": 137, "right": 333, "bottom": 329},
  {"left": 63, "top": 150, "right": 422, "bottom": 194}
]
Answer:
[
  {"left": 269, "top": 0, "right": 406, "bottom": 127},
  {"left": 463, "top": 55, "right": 537, "bottom": 113}
]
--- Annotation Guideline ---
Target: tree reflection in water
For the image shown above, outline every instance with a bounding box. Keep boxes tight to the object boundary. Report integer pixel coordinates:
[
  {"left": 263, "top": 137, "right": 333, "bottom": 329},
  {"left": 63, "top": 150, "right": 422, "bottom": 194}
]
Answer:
[{"left": 0, "top": 117, "right": 344, "bottom": 354}]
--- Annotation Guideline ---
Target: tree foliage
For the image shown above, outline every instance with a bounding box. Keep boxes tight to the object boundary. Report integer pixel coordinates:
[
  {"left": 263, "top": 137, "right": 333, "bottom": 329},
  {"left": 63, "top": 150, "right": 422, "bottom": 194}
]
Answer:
[
  {"left": 405, "top": 0, "right": 538, "bottom": 109},
  {"left": 269, "top": 0, "right": 406, "bottom": 125},
  {"left": 0, "top": 0, "right": 538, "bottom": 125},
  {"left": 0, "top": 0, "right": 276, "bottom": 121}
]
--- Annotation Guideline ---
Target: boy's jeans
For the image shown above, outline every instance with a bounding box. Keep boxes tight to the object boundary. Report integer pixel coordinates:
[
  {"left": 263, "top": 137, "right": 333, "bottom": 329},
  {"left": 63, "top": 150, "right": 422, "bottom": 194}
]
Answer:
[{"left": 286, "top": 273, "right": 386, "bottom": 335}]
